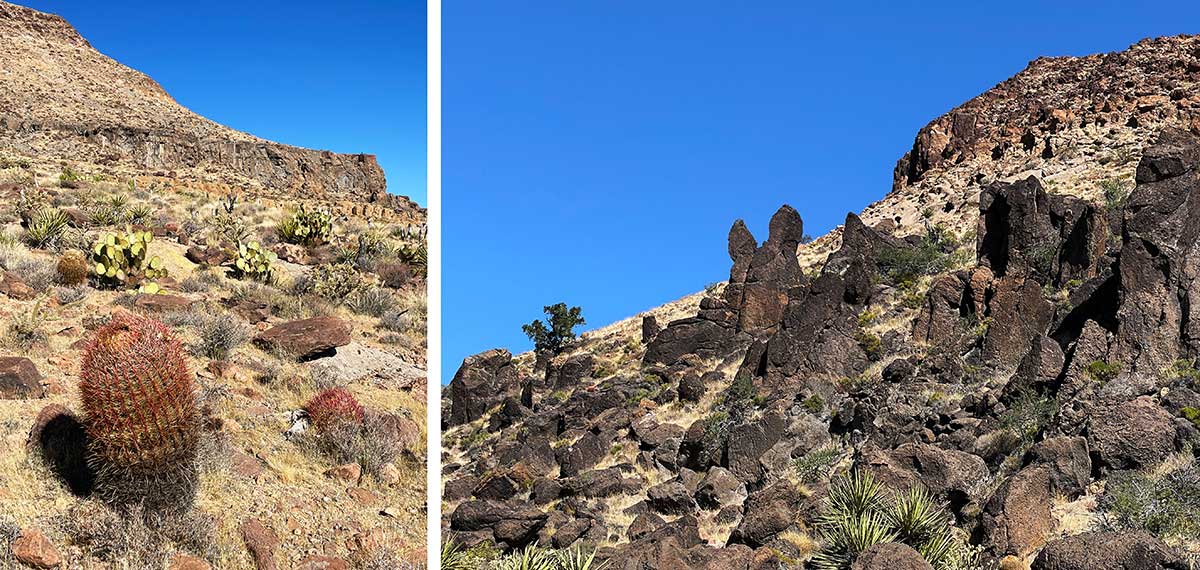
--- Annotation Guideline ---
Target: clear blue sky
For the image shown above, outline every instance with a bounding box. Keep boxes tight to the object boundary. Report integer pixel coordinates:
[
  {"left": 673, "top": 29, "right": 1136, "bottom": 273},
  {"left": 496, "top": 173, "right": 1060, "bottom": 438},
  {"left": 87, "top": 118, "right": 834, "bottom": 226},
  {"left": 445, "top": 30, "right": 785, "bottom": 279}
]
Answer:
[
  {"left": 444, "top": 0, "right": 1200, "bottom": 382},
  {"left": 20, "top": 0, "right": 426, "bottom": 204}
]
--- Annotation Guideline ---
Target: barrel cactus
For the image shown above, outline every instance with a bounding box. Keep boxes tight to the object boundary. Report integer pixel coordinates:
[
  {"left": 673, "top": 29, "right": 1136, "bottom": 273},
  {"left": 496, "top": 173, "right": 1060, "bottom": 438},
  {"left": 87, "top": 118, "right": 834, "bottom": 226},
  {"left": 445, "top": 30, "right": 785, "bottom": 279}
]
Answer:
[
  {"left": 56, "top": 250, "right": 89, "bottom": 285},
  {"left": 91, "top": 228, "right": 167, "bottom": 291},
  {"left": 277, "top": 205, "right": 333, "bottom": 246},
  {"left": 79, "top": 314, "right": 200, "bottom": 514},
  {"left": 304, "top": 387, "right": 365, "bottom": 432},
  {"left": 232, "top": 241, "right": 277, "bottom": 282}
]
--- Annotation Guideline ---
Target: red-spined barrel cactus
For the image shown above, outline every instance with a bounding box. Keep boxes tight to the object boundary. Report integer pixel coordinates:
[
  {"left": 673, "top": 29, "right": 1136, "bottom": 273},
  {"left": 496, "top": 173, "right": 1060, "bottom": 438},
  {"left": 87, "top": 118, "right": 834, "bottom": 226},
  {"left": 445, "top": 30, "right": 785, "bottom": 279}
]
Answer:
[
  {"left": 79, "top": 313, "right": 200, "bottom": 514},
  {"left": 304, "top": 387, "right": 365, "bottom": 432}
]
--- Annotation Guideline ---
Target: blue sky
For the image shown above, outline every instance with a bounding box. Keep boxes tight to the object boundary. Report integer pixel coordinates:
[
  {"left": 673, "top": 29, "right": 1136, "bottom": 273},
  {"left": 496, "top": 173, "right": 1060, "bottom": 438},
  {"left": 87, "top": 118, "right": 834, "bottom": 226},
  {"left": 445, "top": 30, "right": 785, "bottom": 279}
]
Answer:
[
  {"left": 20, "top": 0, "right": 427, "bottom": 204},
  {"left": 444, "top": 0, "right": 1200, "bottom": 382}
]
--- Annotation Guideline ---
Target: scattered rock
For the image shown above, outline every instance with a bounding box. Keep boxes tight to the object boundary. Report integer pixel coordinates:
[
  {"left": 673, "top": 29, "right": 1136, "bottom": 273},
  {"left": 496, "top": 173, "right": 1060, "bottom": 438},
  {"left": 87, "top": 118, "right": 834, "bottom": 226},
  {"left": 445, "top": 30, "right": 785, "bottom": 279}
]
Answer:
[
  {"left": 0, "top": 357, "right": 44, "bottom": 399},
  {"left": 11, "top": 529, "right": 62, "bottom": 569},
  {"left": 253, "top": 316, "right": 351, "bottom": 360},
  {"left": 240, "top": 518, "right": 280, "bottom": 570}
]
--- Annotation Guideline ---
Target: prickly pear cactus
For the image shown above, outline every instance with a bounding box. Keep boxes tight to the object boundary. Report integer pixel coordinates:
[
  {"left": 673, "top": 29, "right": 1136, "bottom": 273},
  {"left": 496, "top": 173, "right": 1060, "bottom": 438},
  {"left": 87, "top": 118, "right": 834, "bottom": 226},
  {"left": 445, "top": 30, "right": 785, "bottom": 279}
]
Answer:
[
  {"left": 233, "top": 241, "right": 277, "bottom": 282},
  {"left": 79, "top": 314, "right": 200, "bottom": 514},
  {"left": 278, "top": 205, "right": 333, "bottom": 246},
  {"left": 91, "top": 228, "right": 167, "bottom": 291}
]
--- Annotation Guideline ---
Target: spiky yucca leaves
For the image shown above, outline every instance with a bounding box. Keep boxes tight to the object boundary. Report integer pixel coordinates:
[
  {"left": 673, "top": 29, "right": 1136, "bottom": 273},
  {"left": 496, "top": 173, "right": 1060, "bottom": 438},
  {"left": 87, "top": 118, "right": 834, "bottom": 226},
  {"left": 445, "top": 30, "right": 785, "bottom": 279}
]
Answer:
[
  {"left": 441, "top": 540, "right": 474, "bottom": 570},
  {"left": 24, "top": 207, "right": 70, "bottom": 249},
  {"left": 811, "top": 471, "right": 974, "bottom": 570},
  {"left": 494, "top": 545, "right": 558, "bottom": 570},
  {"left": 304, "top": 388, "right": 366, "bottom": 432},
  {"left": 557, "top": 545, "right": 607, "bottom": 570},
  {"left": 80, "top": 314, "right": 201, "bottom": 515}
]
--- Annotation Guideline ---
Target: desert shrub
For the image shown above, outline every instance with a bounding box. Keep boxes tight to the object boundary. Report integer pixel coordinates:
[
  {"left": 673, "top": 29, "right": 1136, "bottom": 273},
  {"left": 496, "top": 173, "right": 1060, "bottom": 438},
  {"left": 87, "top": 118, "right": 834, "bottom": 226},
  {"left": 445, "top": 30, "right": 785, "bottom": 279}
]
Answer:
[
  {"left": 337, "top": 230, "right": 390, "bottom": 267},
  {"left": 86, "top": 202, "right": 124, "bottom": 227},
  {"left": 23, "top": 207, "right": 70, "bottom": 249},
  {"left": 190, "top": 313, "right": 251, "bottom": 361},
  {"left": 5, "top": 302, "right": 47, "bottom": 349},
  {"left": 57, "top": 502, "right": 218, "bottom": 566},
  {"left": 381, "top": 308, "right": 414, "bottom": 333},
  {"left": 231, "top": 241, "right": 277, "bottom": 283},
  {"left": 1101, "top": 463, "right": 1200, "bottom": 541},
  {"left": 1025, "top": 242, "right": 1059, "bottom": 277},
  {"left": 57, "top": 250, "right": 90, "bottom": 285},
  {"left": 306, "top": 263, "right": 361, "bottom": 301},
  {"left": 855, "top": 329, "right": 883, "bottom": 360},
  {"left": 314, "top": 410, "right": 410, "bottom": 476},
  {"left": 180, "top": 268, "right": 222, "bottom": 293},
  {"left": 90, "top": 229, "right": 167, "bottom": 292},
  {"left": 207, "top": 211, "right": 252, "bottom": 245},
  {"left": 811, "top": 471, "right": 977, "bottom": 570},
  {"left": 1101, "top": 177, "right": 1131, "bottom": 210},
  {"left": 347, "top": 286, "right": 397, "bottom": 317},
  {"left": 58, "top": 165, "right": 81, "bottom": 188},
  {"left": 1000, "top": 391, "right": 1057, "bottom": 446},
  {"left": 803, "top": 394, "right": 825, "bottom": 414},
  {"left": 277, "top": 205, "right": 332, "bottom": 246},
  {"left": 794, "top": 447, "right": 841, "bottom": 483},
  {"left": 523, "top": 303, "right": 585, "bottom": 355},
  {"left": 56, "top": 284, "right": 90, "bottom": 305},
  {"left": 1086, "top": 360, "right": 1122, "bottom": 383},
  {"left": 80, "top": 314, "right": 201, "bottom": 515},
  {"left": 375, "top": 261, "right": 412, "bottom": 289},
  {"left": 1166, "top": 359, "right": 1200, "bottom": 383},
  {"left": 11, "top": 256, "right": 57, "bottom": 292},
  {"left": 1182, "top": 407, "right": 1200, "bottom": 429},
  {"left": 877, "top": 226, "right": 958, "bottom": 285}
]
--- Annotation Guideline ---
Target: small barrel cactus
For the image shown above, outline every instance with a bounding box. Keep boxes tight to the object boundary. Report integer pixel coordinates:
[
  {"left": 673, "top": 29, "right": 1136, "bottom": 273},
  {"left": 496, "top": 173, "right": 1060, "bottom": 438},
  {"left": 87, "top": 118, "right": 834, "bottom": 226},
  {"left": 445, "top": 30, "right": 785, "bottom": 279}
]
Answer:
[
  {"left": 79, "top": 314, "right": 200, "bottom": 514},
  {"left": 56, "top": 250, "right": 89, "bottom": 285},
  {"left": 304, "top": 387, "right": 365, "bottom": 432},
  {"left": 233, "top": 241, "right": 277, "bottom": 282},
  {"left": 91, "top": 228, "right": 167, "bottom": 290}
]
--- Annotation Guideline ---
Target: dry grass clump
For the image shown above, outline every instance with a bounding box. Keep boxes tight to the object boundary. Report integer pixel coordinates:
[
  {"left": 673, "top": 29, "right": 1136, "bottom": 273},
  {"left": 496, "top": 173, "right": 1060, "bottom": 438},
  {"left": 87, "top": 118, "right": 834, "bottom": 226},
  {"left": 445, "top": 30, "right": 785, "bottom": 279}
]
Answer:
[
  {"left": 9, "top": 257, "right": 56, "bottom": 292},
  {"left": 4, "top": 303, "right": 47, "bottom": 349},
  {"left": 56, "top": 502, "right": 219, "bottom": 567},
  {"left": 190, "top": 312, "right": 251, "bottom": 361}
]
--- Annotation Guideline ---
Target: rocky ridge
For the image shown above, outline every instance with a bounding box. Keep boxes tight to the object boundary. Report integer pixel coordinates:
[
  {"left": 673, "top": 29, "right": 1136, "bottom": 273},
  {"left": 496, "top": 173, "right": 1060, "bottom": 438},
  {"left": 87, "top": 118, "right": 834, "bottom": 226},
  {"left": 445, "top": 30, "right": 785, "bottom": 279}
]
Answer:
[
  {"left": 444, "top": 35, "right": 1200, "bottom": 569},
  {"left": 0, "top": 0, "right": 422, "bottom": 221}
]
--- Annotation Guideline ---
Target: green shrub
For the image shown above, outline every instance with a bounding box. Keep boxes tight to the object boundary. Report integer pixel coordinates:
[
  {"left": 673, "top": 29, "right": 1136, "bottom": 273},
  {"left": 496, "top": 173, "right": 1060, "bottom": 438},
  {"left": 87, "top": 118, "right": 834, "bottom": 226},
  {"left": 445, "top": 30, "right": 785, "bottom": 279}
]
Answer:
[
  {"left": 59, "top": 165, "right": 81, "bottom": 188},
  {"left": 1181, "top": 407, "right": 1200, "bottom": 429},
  {"left": 277, "top": 205, "right": 332, "bottom": 246},
  {"left": 522, "top": 303, "right": 585, "bottom": 354},
  {"left": 794, "top": 447, "right": 840, "bottom": 483},
  {"left": 855, "top": 329, "right": 883, "bottom": 360},
  {"left": 877, "top": 226, "right": 958, "bottom": 285},
  {"left": 398, "top": 243, "right": 427, "bottom": 277},
  {"left": 1086, "top": 360, "right": 1122, "bottom": 383},
  {"left": 1000, "top": 391, "right": 1057, "bottom": 446},
  {"left": 190, "top": 313, "right": 250, "bottom": 361},
  {"left": 803, "top": 395, "right": 825, "bottom": 414},
  {"left": 1101, "top": 464, "right": 1200, "bottom": 541},
  {"left": 1101, "top": 177, "right": 1131, "bottom": 210},
  {"left": 306, "top": 263, "right": 361, "bottom": 301},
  {"left": 347, "top": 287, "right": 397, "bottom": 317},
  {"left": 1166, "top": 359, "right": 1200, "bottom": 383}
]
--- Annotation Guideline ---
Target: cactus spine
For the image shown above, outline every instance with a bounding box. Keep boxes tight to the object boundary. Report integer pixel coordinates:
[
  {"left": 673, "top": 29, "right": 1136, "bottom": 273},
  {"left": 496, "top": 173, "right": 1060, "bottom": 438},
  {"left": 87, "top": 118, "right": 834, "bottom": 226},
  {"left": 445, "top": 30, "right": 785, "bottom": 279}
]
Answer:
[{"left": 79, "top": 314, "right": 200, "bottom": 514}]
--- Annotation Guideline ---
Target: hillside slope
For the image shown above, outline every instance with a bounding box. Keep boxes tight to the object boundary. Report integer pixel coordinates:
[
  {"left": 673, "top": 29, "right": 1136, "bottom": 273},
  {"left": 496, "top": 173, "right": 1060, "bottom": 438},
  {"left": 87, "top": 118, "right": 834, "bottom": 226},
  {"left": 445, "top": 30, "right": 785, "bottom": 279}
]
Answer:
[
  {"left": 0, "top": 3, "right": 428, "bottom": 569},
  {"left": 444, "top": 35, "right": 1200, "bottom": 570}
]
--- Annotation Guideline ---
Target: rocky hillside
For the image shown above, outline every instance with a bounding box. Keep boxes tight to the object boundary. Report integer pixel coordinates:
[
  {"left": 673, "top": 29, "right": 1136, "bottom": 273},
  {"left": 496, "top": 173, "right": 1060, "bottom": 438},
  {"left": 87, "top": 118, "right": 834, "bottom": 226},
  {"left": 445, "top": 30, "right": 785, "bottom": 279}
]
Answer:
[
  {"left": 443, "top": 36, "right": 1200, "bottom": 570},
  {"left": 0, "top": 0, "right": 423, "bottom": 219},
  {"left": 0, "top": 3, "right": 428, "bottom": 569}
]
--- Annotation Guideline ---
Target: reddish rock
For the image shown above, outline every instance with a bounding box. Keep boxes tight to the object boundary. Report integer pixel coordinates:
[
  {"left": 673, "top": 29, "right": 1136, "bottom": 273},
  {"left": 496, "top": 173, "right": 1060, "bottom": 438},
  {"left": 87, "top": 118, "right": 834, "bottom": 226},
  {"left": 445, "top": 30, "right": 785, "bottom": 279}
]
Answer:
[
  {"left": 231, "top": 451, "right": 265, "bottom": 479},
  {"left": 253, "top": 316, "right": 351, "bottom": 360},
  {"left": 0, "top": 271, "right": 35, "bottom": 300},
  {"left": 11, "top": 529, "right": 62, "bottom": 569},
  {"left": 240, "top": 518, "right": 280, "bottom": 570},
  {"left": 132, "top": 293, "right": 193, "bottom": 313},
  {"left": 0, "top": 357, "right": 44, "bottom": 399},
  {"left": 348, "top": 487, "right": 379, "bottom": 506},
  {"left": 325, "top": 463, "right": 362, "bottom": 483},
  {"left": 186, "top": 246, "right": 231, "bottom": 266},
  {"left": 168, "top": 554, "right": 213, "bottom": 570},
  {"left": 295, "top": 556, "right": 350, "bottom": 570}
]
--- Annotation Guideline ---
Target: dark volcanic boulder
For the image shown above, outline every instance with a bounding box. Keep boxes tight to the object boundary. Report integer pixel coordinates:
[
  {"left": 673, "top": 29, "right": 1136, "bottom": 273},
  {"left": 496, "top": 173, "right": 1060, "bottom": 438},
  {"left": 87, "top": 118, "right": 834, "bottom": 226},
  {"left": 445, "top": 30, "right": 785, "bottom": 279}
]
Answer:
[
  {"left": 980, "top": 465, "right": 1054, "bottom": 558},
  {"left": 647, "top": 481, "right": 698, "bottom": 515},
  {"left": 449, "top": 500, "right": 548, "bottom": 548},
  {"left": 545, "top": 353, "right": 594, "bottom": 389},
  {"left": 1031, "top": 530, "right": 1186, "bottom": 570},
  {"left": 727, "top": 412, "right": 785, "bottom": 482},
  {"left": 447, "top": 349, "right": 522, "bottom": 427},
  {"left": 862, "top": 443, "right": 989, "bottom": 509},
  {"left": 0, "top": 357, "right": 44, "bottom": 399},
  {"left": 728, "top": 479, "right": 801, "bottom": 547},
  {"left": 851, "top": 543, "right": 932, "bottom": 570},
  {"left": 1087, "top": 396, "right": 1178, "bottom": 471},
  {"left": 644, "top": 316, "right": 735, "bottom": 366},
  {"left": 253, "top": 316, "right": 351, "bottom": 360}
]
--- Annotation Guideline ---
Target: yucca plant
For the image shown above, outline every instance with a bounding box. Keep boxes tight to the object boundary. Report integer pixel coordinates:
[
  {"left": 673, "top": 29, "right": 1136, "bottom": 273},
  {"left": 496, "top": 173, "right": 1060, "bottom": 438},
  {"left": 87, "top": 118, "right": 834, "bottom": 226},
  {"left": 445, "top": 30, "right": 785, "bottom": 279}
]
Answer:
[
  {"left": 125, "top": 203, "right": 154, "bottom": 225},
  {"left": 441, "top": 540, "right": 475, "bottom": 570},
  {"left": 24, "top": 207, "right": 69, "bottom": 249},
  {"left": 494, "top": 545, "right": 558, "bottom": 570},
  {"left": 811, "top": 470, "right": 974, "bottom": 570},
  {"left": 398, "top": 243, "right": 427, "bottom": 277},
  {"left": 557, "top": 545, "right": 607, "bottom": 570},
  {"left": 79, "top": 314, "right": 201, "bottom": 515}
]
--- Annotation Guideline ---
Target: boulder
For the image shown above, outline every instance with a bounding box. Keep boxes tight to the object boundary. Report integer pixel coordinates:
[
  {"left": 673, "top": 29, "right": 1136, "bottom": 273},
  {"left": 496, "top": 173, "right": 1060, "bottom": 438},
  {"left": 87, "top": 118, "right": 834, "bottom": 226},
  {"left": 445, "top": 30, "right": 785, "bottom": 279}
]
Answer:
[
  {"left": 240, "top": 518, "right": 280, "bottom": 570},
  {"left": 1088, "top": 396, "right": 1178, "bottom": 470},
  {"left": 862, "top": 443, "right": 989, "bottom": 509},
  {"left": 728, "top": 479, "right": 801, "bottom": 547},
  {"left": 0, "top": 356, "right": 44, "bottom": 399},
  {"left": 545, "top": 353, "right": 595, "bottom": 388},
  {"left": 1031, "top": 530, "right": 1186, "bottom": 570},
  {"left": 0, "top": 271, "right": 35, "bottom": 300},
  {"left": 10, "top": 529, "right": 61, "bottom": 569},
  {"left": 851, "top": 543, "right": 932, "bottom": 570},
  {"left": 253, "top": 316, "right": 351, "bottom": 360},
  {"left": 447, "top": 348, "right": 522, "bottom": 426},
  {"left": 647, "top": 481, "right": 698, "bottom": 515}
]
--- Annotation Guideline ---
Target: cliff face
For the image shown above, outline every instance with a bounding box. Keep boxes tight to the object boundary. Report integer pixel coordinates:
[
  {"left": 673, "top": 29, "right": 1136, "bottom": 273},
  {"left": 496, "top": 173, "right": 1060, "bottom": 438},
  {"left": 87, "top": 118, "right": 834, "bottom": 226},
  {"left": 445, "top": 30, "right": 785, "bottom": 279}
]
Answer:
[
  {"left": 443, "top": 36, "right": 1200, "bottom": 569},
  {"left": 0, "top": 1, "right": 407, "bottom": 212}
]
